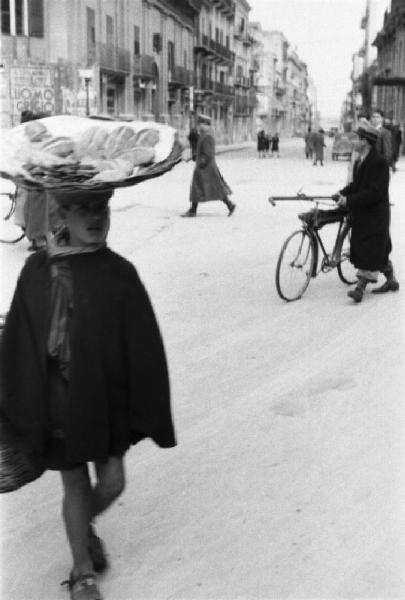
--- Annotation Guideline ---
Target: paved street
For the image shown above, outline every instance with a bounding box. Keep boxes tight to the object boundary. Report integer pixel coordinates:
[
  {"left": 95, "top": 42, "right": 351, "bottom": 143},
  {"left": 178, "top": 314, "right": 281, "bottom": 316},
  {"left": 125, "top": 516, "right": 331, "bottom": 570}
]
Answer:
[{"left": 1, "top": 137, "right": 405, "bottom": 599}]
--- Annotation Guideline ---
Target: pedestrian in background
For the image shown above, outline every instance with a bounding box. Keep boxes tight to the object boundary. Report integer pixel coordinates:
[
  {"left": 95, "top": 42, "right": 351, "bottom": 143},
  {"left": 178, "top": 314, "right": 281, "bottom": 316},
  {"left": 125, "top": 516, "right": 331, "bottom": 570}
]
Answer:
[
  {"left": 271, "top": 133, "right": 280, "bottom": 157},
  {"left": 313, "top": 129, "right": 326, "bottom": 166},
  {"left": 388, "top": 119, "right": 402, "bottom": 172},
  {"left": 188, "top": 126, "right": 199, "bottom": 162},
  {"left": 0, "top": 189, "right": 176, "bottom": 600},
  {"left": 264, "top": 131, "right": 271, "bottom": 157},
  {"left": 304, "top": 127, "right": 313, "bottom": 159},
  {"left": 334, "top": 119, "right": 399, "bottom": 303},
  {"left": 182, "top": 114, "right": 236, "bottom": 218},
  {"left": 18, "top": 113, "right": 62, "bottom": 250},
  {"left": 371, "top": 109, "right": 392, "bottom": 164},
  {"left": 257, "top": 129, "right": 266, "bottom": 158}
]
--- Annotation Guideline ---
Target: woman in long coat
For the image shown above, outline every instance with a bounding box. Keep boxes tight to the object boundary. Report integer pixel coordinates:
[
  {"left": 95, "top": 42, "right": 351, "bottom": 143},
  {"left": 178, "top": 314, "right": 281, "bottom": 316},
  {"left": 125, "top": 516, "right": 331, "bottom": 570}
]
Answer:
[
  {"left": 182, "top": 115, "right": 235, "bottom": 217},
  {"left": 313, "top": 129, "right": 326, "bottom": 165}
]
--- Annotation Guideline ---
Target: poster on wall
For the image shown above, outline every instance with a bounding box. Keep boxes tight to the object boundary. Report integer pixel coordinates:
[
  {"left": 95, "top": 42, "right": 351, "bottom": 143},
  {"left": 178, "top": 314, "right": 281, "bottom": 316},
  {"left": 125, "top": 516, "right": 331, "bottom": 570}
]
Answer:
[{"left": 9, "top": 65, "right": 56, "bottom": 123}]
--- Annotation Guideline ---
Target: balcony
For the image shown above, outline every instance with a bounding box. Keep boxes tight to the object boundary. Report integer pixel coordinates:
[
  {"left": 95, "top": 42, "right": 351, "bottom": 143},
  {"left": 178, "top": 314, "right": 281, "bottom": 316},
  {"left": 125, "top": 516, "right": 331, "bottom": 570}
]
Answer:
[
  {"left": 168, "top": 66, "right": 192, "bottom": 88},
  {"left": 212, "top": 0, "right": 235, "bottom": 17},
  {"left": 133, "top": 54, "right": 155, "bottom": 80},
  {"left": 195, "top": 77, "right": 214, "bottom": 94},
  {"left": 213, "top": 81, "right": 233, "bottom": 96},
  {"left": 373, "top": 74, "right": 405, "bottom": 86},
  {"left": 234, "top": 75, "right": 250, "bottom": 88},
  {"left": 194, "top": 33, "right": 213, "bottom": 56},
  {"left": 194, "top": 34, "right": 235, "bottom": 63},
  {"left": 96, "top": 43, "right": 130, "bottom": 74}
]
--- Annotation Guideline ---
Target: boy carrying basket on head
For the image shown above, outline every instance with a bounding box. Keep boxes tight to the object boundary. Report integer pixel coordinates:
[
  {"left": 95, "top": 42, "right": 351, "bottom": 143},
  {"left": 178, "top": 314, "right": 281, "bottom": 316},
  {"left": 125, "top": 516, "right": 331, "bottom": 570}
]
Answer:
[{"left": 0, "top": 188, "right": 176, "bottom": 600}]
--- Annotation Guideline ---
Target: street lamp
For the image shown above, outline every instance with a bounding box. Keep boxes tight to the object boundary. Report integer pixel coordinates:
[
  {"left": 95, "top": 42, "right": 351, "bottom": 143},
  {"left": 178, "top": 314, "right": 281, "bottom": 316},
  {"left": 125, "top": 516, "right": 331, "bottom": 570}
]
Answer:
[{"left": 79, "top": 69, "right": 93, "bottom": 116}]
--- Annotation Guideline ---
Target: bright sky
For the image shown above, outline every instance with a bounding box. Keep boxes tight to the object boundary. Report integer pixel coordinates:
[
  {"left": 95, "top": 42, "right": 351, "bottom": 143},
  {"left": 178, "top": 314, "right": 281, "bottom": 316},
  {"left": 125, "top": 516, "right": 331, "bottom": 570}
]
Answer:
[{"left": 249, "top": 0, "right": 391, "bottom": 121}]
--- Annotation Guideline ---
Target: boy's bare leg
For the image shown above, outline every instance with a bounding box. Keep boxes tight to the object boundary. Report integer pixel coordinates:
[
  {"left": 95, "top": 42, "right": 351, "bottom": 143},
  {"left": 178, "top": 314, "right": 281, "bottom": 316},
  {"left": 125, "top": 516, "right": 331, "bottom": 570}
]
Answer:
[
  {"left": 61, "top": 465, "right": 93, "bottom": 577},
  {"left": 92, "top": 456, "right": 125, "bottom": 519}
]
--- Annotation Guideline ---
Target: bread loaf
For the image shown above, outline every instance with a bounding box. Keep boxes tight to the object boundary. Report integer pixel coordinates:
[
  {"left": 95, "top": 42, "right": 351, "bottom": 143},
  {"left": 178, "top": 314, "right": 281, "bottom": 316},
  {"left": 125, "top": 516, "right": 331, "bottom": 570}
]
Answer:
[
  {"left": 134, "top": 128, "right": 160, "bottom": 147},
  {"left": 104, "top": 126, "right": 138, "bottom": 159},
  {"left": 117, "top": 146, "right": 154, "bottom": 166},
  {"left": 41, "top": 137, "right": 75, "bottom": 157},
  {"left": 75, "top": 126, "right": 109, "bottom": 158}
]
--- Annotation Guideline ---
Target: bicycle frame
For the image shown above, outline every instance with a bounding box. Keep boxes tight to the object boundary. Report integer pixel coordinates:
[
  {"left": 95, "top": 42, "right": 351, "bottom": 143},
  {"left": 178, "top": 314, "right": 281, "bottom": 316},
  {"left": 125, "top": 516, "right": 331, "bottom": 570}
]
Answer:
[{"left": 303, "top": 217, "right": 351, "bottom": 278}]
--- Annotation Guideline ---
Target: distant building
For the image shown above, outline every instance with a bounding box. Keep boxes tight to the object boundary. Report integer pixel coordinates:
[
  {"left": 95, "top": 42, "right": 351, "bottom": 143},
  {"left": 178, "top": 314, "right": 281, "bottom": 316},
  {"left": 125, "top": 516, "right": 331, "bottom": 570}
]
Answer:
[{"left": 372, "top": 0, "right": 405, "bottom": 145}]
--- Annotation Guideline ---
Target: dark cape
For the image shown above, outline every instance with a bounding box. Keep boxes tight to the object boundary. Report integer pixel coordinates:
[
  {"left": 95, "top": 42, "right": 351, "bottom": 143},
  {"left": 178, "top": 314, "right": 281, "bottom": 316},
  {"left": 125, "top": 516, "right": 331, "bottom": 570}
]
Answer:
[
  {"left": 340, "top": 147, "right": 391, "bottom": 271},
  {"left": 0, "top": 248, "right": 176, "bottom": 472}
]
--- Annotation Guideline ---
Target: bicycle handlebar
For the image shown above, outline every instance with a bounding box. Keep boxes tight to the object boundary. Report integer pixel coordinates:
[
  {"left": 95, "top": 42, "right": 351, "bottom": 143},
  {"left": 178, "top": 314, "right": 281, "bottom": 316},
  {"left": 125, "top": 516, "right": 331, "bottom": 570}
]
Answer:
[{"left": 268, "top": 193, "right": 335, "bottom": 206}]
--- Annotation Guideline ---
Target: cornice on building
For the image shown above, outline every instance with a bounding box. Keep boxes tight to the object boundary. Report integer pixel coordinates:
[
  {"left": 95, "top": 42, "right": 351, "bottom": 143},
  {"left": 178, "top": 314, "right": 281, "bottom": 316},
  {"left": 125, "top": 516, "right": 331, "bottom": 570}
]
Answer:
[{"left": 144, "top": 0, "right": 198, "bottom": 31}]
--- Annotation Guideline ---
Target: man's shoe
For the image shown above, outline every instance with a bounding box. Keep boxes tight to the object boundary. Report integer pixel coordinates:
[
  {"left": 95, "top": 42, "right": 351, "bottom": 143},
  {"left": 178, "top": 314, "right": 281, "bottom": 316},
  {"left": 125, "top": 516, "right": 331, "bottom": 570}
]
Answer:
[
  {"left": 181, "top": 211, "right": 196, "bottom": 218},
  {"left": 228, "top": 203, "right": 236, "bottom": 217},
  {"left": 88, "top": 526, "right": 108, "bottom": 574},
  {"left": 62, "top": 572, "right": 103, "bottom": 600},
  {"left": 372, "top": 279, "right": 400, "bottom": 294}
]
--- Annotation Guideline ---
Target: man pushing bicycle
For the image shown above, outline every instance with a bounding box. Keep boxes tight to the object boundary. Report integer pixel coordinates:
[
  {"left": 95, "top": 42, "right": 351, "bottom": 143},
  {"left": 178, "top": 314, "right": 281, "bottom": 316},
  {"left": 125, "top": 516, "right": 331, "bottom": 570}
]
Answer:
[{"left": 334, "top": 118, "right": 399, "bottom": 303}]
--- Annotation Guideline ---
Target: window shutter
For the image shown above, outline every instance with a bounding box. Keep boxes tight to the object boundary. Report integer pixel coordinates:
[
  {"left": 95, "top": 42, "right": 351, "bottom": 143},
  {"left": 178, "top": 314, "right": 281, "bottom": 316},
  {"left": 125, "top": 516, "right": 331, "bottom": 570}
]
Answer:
[{"left": 28, "top": 0, "right": 44, "bottom": 38}]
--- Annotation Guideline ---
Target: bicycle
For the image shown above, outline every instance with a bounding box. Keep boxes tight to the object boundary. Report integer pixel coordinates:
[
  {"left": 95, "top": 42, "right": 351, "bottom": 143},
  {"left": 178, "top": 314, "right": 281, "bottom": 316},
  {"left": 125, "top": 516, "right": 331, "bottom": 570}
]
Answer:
[
  {"left": 1, "top": 190, "right": 25, "bottom": 244},
  {"left": 269, "top": 192, "right": 357, "bottom": 302}
]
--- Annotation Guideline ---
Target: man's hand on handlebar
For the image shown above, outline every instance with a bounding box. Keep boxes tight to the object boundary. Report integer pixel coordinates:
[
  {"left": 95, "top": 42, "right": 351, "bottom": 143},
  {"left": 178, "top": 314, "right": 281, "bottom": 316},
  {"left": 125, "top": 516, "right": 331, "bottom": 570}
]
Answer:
[{"left": 332, "top": 192, "right": 347, "bottom": 207}]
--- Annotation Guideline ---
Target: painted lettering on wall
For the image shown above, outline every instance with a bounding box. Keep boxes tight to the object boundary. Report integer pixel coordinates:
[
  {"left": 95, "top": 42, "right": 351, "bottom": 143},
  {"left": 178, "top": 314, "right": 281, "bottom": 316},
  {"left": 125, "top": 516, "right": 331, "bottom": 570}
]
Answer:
[{"left": 10, "top": 66, "right": 56, "bottom": 117}]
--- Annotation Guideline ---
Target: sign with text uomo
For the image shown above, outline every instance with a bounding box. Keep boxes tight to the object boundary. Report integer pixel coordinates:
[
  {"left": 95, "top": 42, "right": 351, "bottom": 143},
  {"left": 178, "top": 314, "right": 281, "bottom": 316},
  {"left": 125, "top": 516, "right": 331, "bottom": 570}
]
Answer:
[{"left": 10, "top": 66, "right": 56, "bottom": 118}]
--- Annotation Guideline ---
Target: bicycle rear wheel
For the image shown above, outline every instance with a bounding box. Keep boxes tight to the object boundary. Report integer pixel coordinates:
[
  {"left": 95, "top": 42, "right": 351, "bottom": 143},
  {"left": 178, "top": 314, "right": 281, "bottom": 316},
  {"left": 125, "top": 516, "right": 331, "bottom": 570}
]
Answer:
[
  {"left": 337, "top": 227, "right": 357, "bottom": 285},
  {"left": 276, "top": 229, "right": 315, "bottom": 301}
]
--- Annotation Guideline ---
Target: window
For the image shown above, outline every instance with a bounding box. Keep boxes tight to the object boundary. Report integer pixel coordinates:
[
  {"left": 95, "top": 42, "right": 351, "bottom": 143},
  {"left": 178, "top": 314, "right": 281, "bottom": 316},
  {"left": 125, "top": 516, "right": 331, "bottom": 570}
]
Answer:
[
  {"left": 87, "top": 7, "right": 96, "bottom": 45},
  {"left": 15, "top": 0, "right": 24, "bottom": 34},
  {"left": 226, "top": 35, "right": 229, "bottom": 49},
  {"left": 28, "top": 0, "right": 43, "bottom": 37},
  {"left": 1, "top": 0, "right": 10, "bottom": 34},
  {"left": 215, "top": 27, "right": 219, "bottom": 42},
  {"left": 134, "top": 25, "right": 140, "bottom": 56},
  {"left": 184, "top": 50, "right": 187, "bottom": 69},
  {"left": 153, "top": 33, "right": 161, "bottom": 53},
  {"left": 168, "top": 40, "right": 175, "bottom": 72},
  {"left": 106, "top": 15, "right": 113, "bottom": 46}
]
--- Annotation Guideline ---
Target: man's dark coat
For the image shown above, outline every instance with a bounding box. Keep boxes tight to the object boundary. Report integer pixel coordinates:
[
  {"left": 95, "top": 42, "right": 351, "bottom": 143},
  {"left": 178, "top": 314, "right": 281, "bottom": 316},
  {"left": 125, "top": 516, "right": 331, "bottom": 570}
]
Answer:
[
  {"left": 340, "top": 147, "right": 391, "bottom": 271},
  {"left": 0, "top": 248, "right": 176, "bottom": 471},
  {"left": 189, "top": 130, "right": 232, "bottom": 203}
]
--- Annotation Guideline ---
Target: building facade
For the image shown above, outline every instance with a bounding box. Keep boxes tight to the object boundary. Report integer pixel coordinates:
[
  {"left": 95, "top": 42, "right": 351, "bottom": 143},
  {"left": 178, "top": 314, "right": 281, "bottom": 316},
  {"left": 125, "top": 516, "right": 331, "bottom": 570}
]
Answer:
[
  {"left": 0, "top": 0, "right": 315, "bottom": 142},
  {"left": 372, "top": 0, "right": 405, "bottom": 141},
  {"left": 0, "top": 0, "right": 198, "bottom": 133}
]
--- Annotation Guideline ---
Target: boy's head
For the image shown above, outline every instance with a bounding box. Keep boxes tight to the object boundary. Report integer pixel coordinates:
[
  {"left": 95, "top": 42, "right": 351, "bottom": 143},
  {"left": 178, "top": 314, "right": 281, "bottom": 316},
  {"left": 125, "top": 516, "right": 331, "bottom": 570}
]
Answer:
[{"left": 53, "top": 189, "right": 113, "bottom": 246}]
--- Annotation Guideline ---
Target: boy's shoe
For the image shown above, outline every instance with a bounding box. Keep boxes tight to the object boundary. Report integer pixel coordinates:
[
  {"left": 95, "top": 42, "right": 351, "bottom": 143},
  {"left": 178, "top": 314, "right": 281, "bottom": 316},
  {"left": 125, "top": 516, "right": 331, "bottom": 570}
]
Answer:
[
  {"left": 62, "top": 572, "right": 103, "bottom": 600},
  {"left": 181, "top": 210, "right": 196, "bottom": 217},
  {"left": 371, "top": 279, "right": 400, "bottom": 294},
  {"left": 88, "top": 526, "right": 108, "bottom": 574}
]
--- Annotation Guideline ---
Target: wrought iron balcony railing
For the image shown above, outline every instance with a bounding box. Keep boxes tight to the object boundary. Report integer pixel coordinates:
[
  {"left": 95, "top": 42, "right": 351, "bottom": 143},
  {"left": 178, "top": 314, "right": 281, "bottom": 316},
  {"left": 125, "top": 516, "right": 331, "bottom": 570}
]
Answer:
[
  {"left": 133, "top": 54, "right": 155, "bottom": 79},
  {"left": 94, "top": 42, "right": 130, "bottom": 73}
]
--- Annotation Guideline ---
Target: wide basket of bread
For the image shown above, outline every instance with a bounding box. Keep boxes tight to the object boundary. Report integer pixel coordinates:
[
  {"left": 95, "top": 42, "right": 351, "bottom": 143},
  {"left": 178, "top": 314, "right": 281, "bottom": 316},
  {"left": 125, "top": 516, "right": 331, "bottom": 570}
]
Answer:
[{"left": 0, "top": 115, "right": 183, "bottom": 191}]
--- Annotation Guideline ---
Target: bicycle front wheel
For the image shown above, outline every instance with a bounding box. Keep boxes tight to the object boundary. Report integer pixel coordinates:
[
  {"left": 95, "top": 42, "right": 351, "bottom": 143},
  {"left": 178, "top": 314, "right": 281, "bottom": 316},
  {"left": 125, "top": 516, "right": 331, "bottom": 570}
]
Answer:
[
  {"left": 276, "top": 229, "right": 316, "bottom": 301},
  {"left": 337, "top": 227, "right": 357, "bottom": 285}
]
